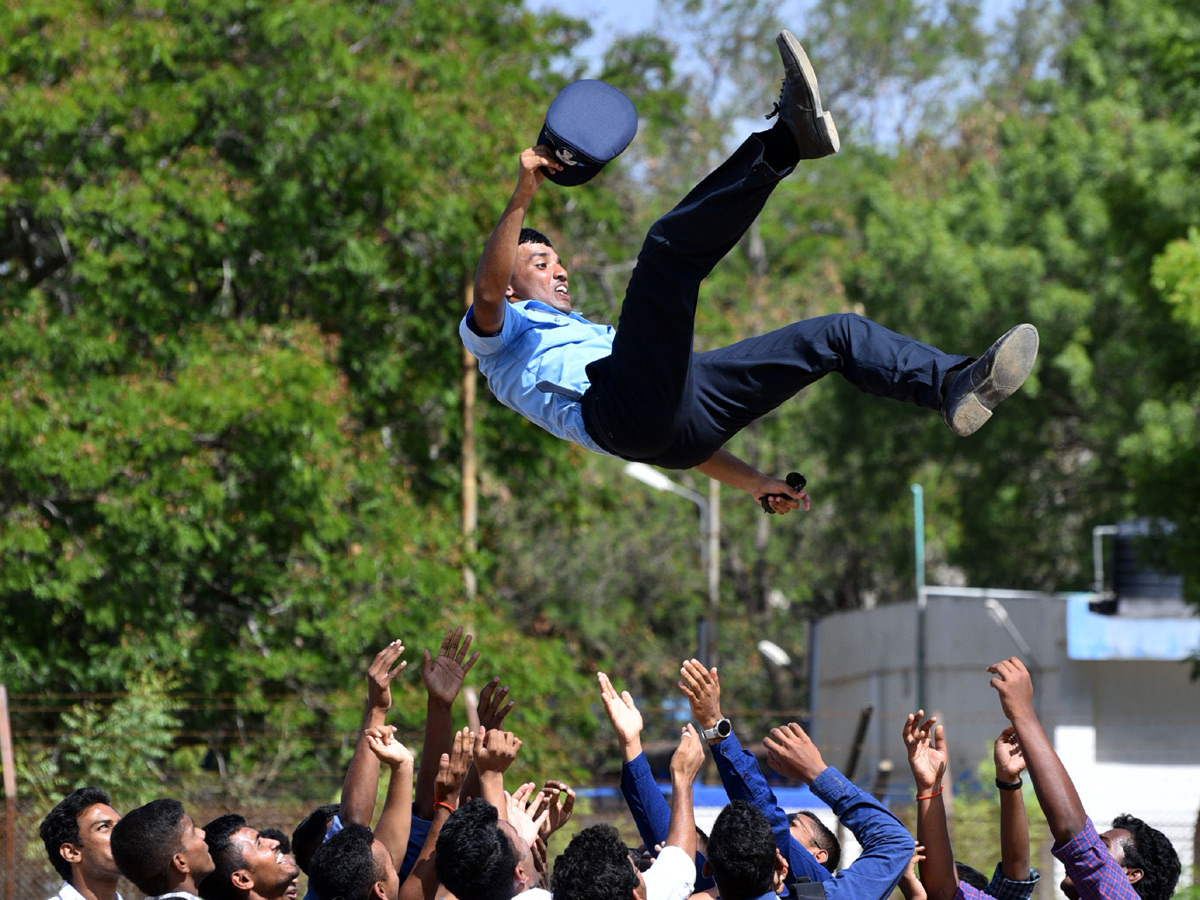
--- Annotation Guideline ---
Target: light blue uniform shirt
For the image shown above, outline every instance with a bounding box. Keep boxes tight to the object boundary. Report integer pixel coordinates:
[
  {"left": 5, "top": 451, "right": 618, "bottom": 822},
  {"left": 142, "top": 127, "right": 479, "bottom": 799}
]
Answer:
[{"left": 459, "top": 299, "right": 616, "bottom": 456}]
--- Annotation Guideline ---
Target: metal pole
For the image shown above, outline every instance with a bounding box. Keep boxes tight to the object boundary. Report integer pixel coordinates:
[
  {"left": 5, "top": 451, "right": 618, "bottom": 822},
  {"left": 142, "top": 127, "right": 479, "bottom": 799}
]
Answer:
[
  {"left": 912, "top": 484, "right": 926, "bottom": 712},
  {"left": 461, "top": 281, "right": 478, "bottom": 599},
  {"left": 1, "top": 685, "right": 16, "bottom": 900},
  {"left": 706, "top": 477, "right": 720, "bottom": 667}
]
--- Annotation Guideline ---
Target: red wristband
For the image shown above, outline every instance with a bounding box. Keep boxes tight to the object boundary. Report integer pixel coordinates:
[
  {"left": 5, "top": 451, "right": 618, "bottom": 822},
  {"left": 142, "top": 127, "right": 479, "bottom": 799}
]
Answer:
[
  {"left": 435, "top": 800, "right": 457, "bottom": 815},
  {"left": 915, "top": 786, "right": 944, "bottom": 801}
]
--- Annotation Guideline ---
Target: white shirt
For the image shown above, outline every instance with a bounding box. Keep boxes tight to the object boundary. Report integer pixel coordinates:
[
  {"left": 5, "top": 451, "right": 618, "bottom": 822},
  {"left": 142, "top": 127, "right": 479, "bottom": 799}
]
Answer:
[
  {"left": 642, "top": 845, "right": 697, "bottom": 900},
  {"left": 48, "top": 882, "right": 124, "bottom": 900}
]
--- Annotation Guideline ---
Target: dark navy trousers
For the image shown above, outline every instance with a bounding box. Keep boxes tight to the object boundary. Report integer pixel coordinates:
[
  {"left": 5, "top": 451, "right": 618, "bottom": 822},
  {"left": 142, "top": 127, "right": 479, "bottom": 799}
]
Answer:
[{"left": 581, "top": 128, "right": 969, "bottom": 470}]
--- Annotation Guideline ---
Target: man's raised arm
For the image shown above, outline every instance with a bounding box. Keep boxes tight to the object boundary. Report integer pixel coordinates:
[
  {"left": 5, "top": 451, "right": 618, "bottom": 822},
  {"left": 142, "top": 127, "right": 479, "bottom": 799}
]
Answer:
[
  {"left": 694, "top": 448, "right": 810, "bottom": 515},
  {"left": 987, "top": 657, "right": 1087, "bottom": 845},
  {"left": 472, "top": 146, "right": 562, "bottom": 335}
]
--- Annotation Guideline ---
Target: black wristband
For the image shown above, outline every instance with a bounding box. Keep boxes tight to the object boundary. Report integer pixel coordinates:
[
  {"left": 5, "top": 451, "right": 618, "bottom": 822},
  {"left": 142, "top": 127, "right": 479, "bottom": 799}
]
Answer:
[{"left": 995, "top": 777, "right": 1023, "bottom": 791}]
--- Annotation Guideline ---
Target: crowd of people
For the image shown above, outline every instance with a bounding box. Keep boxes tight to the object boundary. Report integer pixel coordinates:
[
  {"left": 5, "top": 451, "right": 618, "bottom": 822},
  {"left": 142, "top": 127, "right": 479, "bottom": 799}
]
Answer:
[{"left": 38, "top": 627, "right": 1180, "bottom": 900}]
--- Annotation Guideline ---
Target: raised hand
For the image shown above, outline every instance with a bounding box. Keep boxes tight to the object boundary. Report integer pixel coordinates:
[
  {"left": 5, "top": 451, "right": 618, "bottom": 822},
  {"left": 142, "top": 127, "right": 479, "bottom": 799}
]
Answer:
[
  {"left": 422, "top": 626, "right": 480, "bottom": 706},
  {"left": 506, "top": 782, "right": 550, "bottom": 848},
  {"left": 994, "top": 726, "right": 1026, "bottom": 781},
  {"left": 669, "top": 724, "right": 705, "bottom": 783},
  {"left": 597, "top": 672, "right": 643, "bottom": 747},
  {"left": 477, "top": 677, "right": 515, "bottom": 730},
  {"left": 475, "top": 728, "right": 522, "bottom": 775},
  {"left": 764, "top": 722, "right": 827, "bottom": 785},
  {"left": 435, "top": 726, "right": 474, "bottom": 803},
  {"left": 365, "top": 726, "right": 413, "bottom": 770},
  {"left": 678, "top": 659, "right": 723, "bottom": 732},
  {"left": 987, "top": 657, "right": 1035, "bottom": 723},
  {"left": 529, "top": 780, "right": 576, "bottom": 840},
  {"left": 902, "top": 711, "right": 947, "bottom": 793},
  {"left": 367, "top": 639, "right": 407, "bottom": 712}
]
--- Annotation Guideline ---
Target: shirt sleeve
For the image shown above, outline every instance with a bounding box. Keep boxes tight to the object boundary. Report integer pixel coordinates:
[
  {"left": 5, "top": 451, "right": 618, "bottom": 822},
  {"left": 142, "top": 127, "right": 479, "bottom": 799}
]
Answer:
[
  {"left": 984, "top": 862, "right": 1041, "bottom": 900},
  {"left": 809, "top": 767, "right": 913, "bottom": 900},
  {"left": 460, "top": 302, "right": 521, "bottom": 357},
  {"left": 620, "top": 752, "right": 715, "bottom": 891},
  {"left": 711, "top": 731, "right": 831, "bottom": 884},
  {"left": 954, "top": 881, "right": 1000, "bottom": 900},
  {"left": 1052, "top": 819, "right": 1140, "bottom": 900}
]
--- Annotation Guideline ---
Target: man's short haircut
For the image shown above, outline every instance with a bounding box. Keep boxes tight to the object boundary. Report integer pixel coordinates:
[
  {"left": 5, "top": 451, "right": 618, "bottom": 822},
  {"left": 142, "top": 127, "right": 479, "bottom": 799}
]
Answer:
[
  {"left": 110, "top": 798, "right": 186, "bottom": 896},
  {"left": 955, "top": 862, "right": 989, "bottom": 890},
  {"left": 292, "top": 803, "right": 339, "bottom": 874},
  {"left": 707, "top": 800, "right": 778, "bottom": 900},
  {"left": 435, "top": 798, "right": 516, "bottom": 900},
  {"left": 39, "top": 786, "right": 114, "bottom": 881},
  {"left": 552, "top": 823, "right": 639, "bottom": 900},
  {"left": 790, "top": 811, "right": 840, "bottom": 872},
  {"left": 518, "top": 227, "right": 553, "bottom": 248},
  {"left": 259, "top": 827, "right": 290, "bottom": 854},
  {"left": 198, "top": 813, "right": 248, "bottom": 900},
  {"left": 309, "top": 824, "right": 382, "bottom": 900},
  {"left": 1111, "top": 814, "right": 1181, "bottom": 900}
]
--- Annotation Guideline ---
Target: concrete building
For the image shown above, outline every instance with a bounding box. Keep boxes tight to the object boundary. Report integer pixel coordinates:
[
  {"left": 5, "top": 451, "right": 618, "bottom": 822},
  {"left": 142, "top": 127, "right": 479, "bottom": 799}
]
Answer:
[{"left": 807, "top": 587, "right": 1200, "bottom": 888}]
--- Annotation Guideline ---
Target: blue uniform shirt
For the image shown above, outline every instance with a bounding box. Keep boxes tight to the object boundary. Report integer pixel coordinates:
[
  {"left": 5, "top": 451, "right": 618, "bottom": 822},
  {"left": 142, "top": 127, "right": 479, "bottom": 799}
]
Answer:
[{"left": 460, "top": 300, "right": 615, "bottom": 455}]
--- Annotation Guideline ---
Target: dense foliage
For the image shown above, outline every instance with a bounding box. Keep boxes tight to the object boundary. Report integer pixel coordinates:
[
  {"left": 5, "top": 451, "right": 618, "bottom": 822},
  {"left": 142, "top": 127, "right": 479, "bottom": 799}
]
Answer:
[{"left": 2, "top": 0, "right": 1199, "bottom": 804}]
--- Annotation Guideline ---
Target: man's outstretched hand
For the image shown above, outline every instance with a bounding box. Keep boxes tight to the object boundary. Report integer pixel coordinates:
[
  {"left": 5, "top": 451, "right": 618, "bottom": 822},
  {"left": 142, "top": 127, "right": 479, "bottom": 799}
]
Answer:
[
  {"left": 678, "top": 659, "right": 723, "bottom": 733},
  {"left": 516, "top": 146, "right": 562, "bottom": 198},
  {"left": 902, "top": 711, "right": 947, "bottom": 794},
  {"left": 764, "top": 722, "right": 827, "bottom": 784},
  {"left": 422, "top": 626, "right": 480, "bottom": 706},
  {"left": 988, "top": 657, "right": 1036, "bottom": 723}
]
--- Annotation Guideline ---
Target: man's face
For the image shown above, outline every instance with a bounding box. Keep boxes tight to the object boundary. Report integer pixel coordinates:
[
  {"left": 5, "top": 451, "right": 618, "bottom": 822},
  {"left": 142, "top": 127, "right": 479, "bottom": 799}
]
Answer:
[
  {"left": 788, "top": 813, "right": 828, "bottom": 866},
  {"left": 180, "top": 815, "right": 216, "bottom": 881},
  {"left": 498, "top": 819, "right": 533, "bottom": 892},
  {"left": 506, "top": 242, "right": 571, "bottom": 313},
  {"left": 71, "top": 803, "right": 122, "bottom": 878},
  {"left": 230, "top": 826, "right": 301, "bottom": 896},
  {"left": 1060, "top": 828, "right": 1140, "bottom": 899},
  {"left": 371, "top": 839, "right": 400, "bottom": 900}
]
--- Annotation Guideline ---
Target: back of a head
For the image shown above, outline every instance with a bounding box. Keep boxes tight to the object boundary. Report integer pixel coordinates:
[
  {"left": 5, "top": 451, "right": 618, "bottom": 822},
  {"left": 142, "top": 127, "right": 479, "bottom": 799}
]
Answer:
[
  {"left": 40, "top": 786, "right": 113, "bottom": 882},
  {"left": 309, "top": 823, "right": 378, "bottom": 900},
  {"left": 1112, "top": 814, "right": 1181, "bottom": 900},
  {"left": 707, "top": 801, "right": 778, "bottom": 900},
  {"left": 551, "top": 823, "right": 639, "bottom": 900},
  {"left": 435, "top": 798, "right": 516, "bottom": 900},
  {"left": 111, "top": 798, "right": 185, "bottom": 897},
  {"left": 199, "top": 813, "right": 248, "bottom": 900},
  {"left": 293, "top": 803, "right": 339, "bottom": 874}
]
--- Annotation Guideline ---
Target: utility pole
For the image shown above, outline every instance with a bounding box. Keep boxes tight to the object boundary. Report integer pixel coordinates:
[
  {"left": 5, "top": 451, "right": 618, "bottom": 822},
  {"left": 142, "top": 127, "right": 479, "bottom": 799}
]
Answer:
[{"left": 461, "top": 280, "right": 478, "bottom": 599}]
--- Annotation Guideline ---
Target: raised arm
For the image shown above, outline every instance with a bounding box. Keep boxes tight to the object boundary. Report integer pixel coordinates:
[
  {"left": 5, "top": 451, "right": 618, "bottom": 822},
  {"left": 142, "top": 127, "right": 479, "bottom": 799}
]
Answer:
[
  {"left": 473, "top": 728, "right": 522, "bottom": 817},
  {"left": 988, "top": 657, "right": 1087, "bottom": 845},
  {"left": 399, "top": 727, "right": 473, "bottom": 900},
  {"left": 680, "top": 659, "right": 828, "bottom": 884},
  {"left": 414, "top": 627, "right": 479, "bottom": 819},
  {"left": 341, "top": 640, "right": 407, "bottom": 826},
  {"left": 472, "top": 146, "right": 563, "bottom": 334},
  {"left": 458, "top": 678, "right": 515, "bottom": 805},
  {"left": 768, "top": 721, "right": 913, "bottom": 900},
  {"left": 365, "top": 726, "right": 415, "bottom": 872},
  {"left": 902, "top": 711, "right": 955, "bottom": 900},
  {"left": 665, "top": 724, "right": 705, "bottom": 857},
  {"left": 599, "top": 671, "right": 669, "bottom": 854},
  {"left": 693, "top": 449, "right": 810, "bottom": 515},
  {"left": 993, "top": 727, "right": 1033, "bottom": 882}
]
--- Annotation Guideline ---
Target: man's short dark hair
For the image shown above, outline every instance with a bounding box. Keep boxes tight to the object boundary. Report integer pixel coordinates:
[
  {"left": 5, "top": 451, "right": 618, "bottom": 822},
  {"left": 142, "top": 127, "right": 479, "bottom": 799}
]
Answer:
[
  {"left": 111, "top": 798, "right": 186, "bottom": 896},
  {"left": 39, "top": 787, "right": 114, "bottom": 882},
  {"left": 1111, "top": 814, "right": 1181, "bottom": 900},
  {"left": 309, "top": 824, "right": 381, "bottom": 900},
  {"left": 292, "top": 803, "right": 339, "bottom": 874},
  {"left": 259, "top": 827, "right": 290, "bottom": 854},
  {"left": 955, "top": 862, "right": 988, "bottom": 890},
  {"left": 435, "top": 798, "right": 516, "bottom": 900},
  {"left": 552, "top": 824, "right": 639, "bottom": 900},
  {"left": 519, "top": 227, "right": 553, "bottom": 248},
  {"left": 707, "top": 801, "right": 778, "bottom": 900},
  {"left": 198, "top": 813, "right": 248, "bottom": 900},
  {"left": 789, "top": 811, "right": 840, "bottom": 873}
]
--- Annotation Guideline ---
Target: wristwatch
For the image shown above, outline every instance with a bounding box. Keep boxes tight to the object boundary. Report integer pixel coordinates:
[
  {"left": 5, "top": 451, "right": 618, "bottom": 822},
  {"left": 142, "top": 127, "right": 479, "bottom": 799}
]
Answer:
[{"left": 701, "top": 717, "right": 733, "bottom": 741}]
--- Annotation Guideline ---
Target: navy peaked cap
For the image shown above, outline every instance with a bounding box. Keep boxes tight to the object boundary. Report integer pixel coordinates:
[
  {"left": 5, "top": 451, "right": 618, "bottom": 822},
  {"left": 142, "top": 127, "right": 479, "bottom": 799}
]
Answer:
[{"left": 536, "top": 80, "right": 638, "bottom": 186}]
